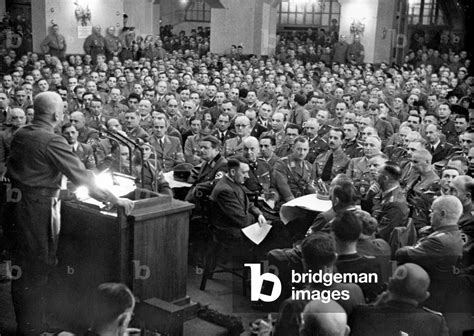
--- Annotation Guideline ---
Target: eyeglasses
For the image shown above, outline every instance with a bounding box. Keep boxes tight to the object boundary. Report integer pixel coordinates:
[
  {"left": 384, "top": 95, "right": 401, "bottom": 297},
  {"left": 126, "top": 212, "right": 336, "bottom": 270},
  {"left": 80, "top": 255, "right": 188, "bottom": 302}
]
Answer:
[
  {"left": 235, "top": 124, "right": 249, "bottom": 127},
  {"left": 183, "top": 106, "right": 192, "bottom": 109},
  {"left": 168, "top": 105, "right": 178, "bottom": 107}
]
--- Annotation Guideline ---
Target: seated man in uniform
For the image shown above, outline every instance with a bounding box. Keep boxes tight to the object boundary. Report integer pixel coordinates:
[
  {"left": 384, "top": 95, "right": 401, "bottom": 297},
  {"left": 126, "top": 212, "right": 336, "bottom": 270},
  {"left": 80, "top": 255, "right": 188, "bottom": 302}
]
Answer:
[
  {"left": 396, "top": 195, "right": 463, "bottom": 313},
  {"left": 242, "top": 136, "right": 279, "bottom": 215},
  {"left": 273, "top": 136, "right": 315, "bottom": 204},
  {"left": 149, "top": 117, "right": 184, "bottom": 172},
  {"left": 210, "top": 156, "right": 267, "bottom": 246},
  {"left": 304, "top": 118, "right": 328, "bottom": 164},
  {"left": 62, "top": 123, "right": 97, "bottom": 170},
  {"left": 372, "top": 161, "right": 409, "bottom": 242},
  {"left": 349, "top": 263, "right": 449, "bottom": 336},
  {"left": 186, "top": 135, "right": 227, "bottom": 203},
  {"left": 312, "top": 128, "right": 350, "bottom": 184},
  {"left": 224, "top": 115, "right": 251, "bottom": 157},
  {"left": 274, "top": 123, "right": 300, "bottom": 158}
]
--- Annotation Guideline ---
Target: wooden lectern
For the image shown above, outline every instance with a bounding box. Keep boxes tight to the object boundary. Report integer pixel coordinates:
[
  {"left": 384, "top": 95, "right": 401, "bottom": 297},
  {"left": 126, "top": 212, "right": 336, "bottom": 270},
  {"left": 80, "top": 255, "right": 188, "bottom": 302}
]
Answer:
[{"left": 54, "top": 189, "right": 195, "bottom": 335}]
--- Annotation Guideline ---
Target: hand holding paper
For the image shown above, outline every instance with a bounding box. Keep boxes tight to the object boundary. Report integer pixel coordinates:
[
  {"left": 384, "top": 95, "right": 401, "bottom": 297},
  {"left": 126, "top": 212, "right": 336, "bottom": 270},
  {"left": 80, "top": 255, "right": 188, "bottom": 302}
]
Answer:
[{"left": 242, "top": 222, "right": 272, "bottom": 245}]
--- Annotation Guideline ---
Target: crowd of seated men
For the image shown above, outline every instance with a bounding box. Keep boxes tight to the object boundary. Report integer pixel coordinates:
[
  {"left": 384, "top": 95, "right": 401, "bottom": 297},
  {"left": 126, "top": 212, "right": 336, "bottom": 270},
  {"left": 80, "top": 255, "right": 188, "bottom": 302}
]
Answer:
[{"left": 0, "top": 21, "right": 473, "bottom": 335}]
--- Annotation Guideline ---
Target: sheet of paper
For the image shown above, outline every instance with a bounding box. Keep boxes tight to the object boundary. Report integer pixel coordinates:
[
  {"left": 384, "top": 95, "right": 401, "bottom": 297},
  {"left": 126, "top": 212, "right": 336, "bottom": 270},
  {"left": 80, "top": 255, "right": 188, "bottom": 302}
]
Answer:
[
  {"left": 242, "top": 222, "right": 272, "bottom": 245},
  {"left": 280, "top": 194, "right": 332, "bottom": 224},
  {"left": 163, "top": 171, "right": 192, "bottom": 188}
]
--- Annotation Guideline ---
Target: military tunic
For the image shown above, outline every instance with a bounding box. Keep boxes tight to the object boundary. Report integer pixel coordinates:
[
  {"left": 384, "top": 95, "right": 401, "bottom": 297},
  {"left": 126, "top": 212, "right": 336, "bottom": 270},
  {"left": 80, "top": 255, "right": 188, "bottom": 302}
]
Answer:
[{"left": 273, "top": 156, "right": 315, "bottom": 202}]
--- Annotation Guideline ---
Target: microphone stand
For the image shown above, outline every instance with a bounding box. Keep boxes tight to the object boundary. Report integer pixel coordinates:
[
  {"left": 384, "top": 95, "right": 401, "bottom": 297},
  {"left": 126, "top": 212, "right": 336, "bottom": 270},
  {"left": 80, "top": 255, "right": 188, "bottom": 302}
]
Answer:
[
  {"left": 140, "top": 143, "right": 159, "bottom": 193},
  {"left": 104, "top": 127, "right": 146, "bottom": 189},
  {"left": 98, "top": 127, "right": 134, "bottom": 176}
]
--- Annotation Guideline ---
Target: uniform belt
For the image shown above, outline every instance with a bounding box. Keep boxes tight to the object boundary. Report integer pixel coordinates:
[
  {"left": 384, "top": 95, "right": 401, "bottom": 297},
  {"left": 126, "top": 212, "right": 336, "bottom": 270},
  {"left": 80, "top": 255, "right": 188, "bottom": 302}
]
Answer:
[{"left": 13, "top": 183, "right": 60, "bottom": 197}]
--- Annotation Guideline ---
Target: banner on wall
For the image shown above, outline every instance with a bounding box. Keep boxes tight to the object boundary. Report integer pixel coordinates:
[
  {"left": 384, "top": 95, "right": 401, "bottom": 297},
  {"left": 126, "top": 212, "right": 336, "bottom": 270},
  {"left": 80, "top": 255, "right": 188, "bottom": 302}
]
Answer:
[{"left": 77, "top": 26, "right": 92, "bottom": 38}]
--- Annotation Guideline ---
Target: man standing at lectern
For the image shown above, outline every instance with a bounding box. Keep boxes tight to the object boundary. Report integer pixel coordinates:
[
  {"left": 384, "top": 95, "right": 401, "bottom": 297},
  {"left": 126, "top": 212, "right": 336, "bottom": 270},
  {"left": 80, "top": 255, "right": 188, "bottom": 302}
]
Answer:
[{"left": 4, "top": 92, "right": 134, "bottom": 336}]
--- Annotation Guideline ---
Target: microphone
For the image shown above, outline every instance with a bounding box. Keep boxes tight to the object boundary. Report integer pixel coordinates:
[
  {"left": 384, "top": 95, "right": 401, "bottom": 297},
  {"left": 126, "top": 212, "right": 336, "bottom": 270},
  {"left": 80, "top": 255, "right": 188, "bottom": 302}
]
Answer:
[
  {"left": 100, "top": 126, "right": 146, "bottom": 189},
  {"left": 98, "top": 125, "right": 134, "bottom": 176}
]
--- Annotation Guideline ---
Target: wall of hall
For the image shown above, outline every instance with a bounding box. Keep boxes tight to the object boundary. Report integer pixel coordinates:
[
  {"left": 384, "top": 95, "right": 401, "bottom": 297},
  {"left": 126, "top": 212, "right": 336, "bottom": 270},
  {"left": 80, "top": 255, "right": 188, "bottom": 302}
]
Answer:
[
  {"left": 32, "top": 0, "right": 123, "bottom": 55},
  {"left": 339, "top": 0, "right": 378, "bottom": 63},
  {"left": 374, "top": 0, "right": 396, "bottom": 64},
  {"left": 123, "top": 0, "right": 155, "bottom": 37},
  {"left": 211, "top": 0, "right": 257, "bottom": 55},
  {"left": 159, "top": 0, "right": 210, "bottom": 35}
]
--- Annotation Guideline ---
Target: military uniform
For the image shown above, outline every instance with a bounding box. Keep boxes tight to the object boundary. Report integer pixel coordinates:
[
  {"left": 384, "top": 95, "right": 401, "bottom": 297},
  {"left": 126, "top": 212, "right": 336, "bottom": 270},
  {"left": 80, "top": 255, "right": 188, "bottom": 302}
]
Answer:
[
  {"left": 224, "top": 136, "right": 245, "bottom": 157},
  {"left": 103, "top": 102, "right": 129, "bottom": 119},
  {"left": 312, "top": 148, "right": 350, "bottom": 182},
  {"left": 83, "top": 33, "right": 106, "bottom": 63},
  {"left": 274, "top": 142, "right": 293, "bottom": 158},
  {"left": 306, "top": 136, "right": 329, "bottom": 164},
  {"left": 343, "top": 138, "right": 363, "bottom": 159},
  {"left": 77, "top": 126, "right": 99, "bottom": 144},
  {"left": 4, "top": 122, "right": 115, "bottom": 335},
  {"left": 439, "top": 118, "right": 457, "bottom": 145},
  {"left": 124, "top": 125, "right": 149, "bottom": 142},
  {"left": 273, "top": 156, "right": 315, "bottom": 202},
  {"left": 188, "top": 153, "right": 227, "bottom": 186},
  {"left": 375, "top": 185, "right": 410, "bottom": 242},
  {"left": 186, "top": 153, "right": 227, "bottom": 203},
  {"left": 211, "top": 129, "right": 236, "bottom": 147},
  {"left": 347, "top": 156, "right": 374, "bottom": 203},
  {"left": 0, "top": 126, "right": 18, "bottom": 175},
  {"left": 395, "top": 225, "right": 463, "bottom": 311},
  {"left": 317, "top": 124, "right": 331, "bottom": 137},
  {"left": 138, "top": 115, "right": 153, "bottom": 131},
  {"left": 149, "top": 135, "right": 184, "bottom": 172},
  {"left": 184, "top": 133, "right": 204, "bottom": 166},
  {"left": 261, "top": 153, "right": 281, "bottom": 167},
  {"left": 261, "top": 129, "right": 286, "bottom": 148},
  {"left": 405, "top": 170, "right": 440, "bottom": 206},
  {"left": 86, "top": 114, "right": 108, "bottom": 130},
  {"left": 350, "top": 300, "right": 450, "bottom": 336},
  {"left": 245, "top": 158, "right": 274, "bottom": 196}
]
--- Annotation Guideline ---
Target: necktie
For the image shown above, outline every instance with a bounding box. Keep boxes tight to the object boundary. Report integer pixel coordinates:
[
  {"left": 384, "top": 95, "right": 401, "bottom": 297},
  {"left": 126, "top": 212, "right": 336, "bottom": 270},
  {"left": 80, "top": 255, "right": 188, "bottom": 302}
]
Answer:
[
  {"left": 72, "top": 145, "right": 76, "bottom": 153},
  {"left": 431, "top": 145, "right": 435, "bottom": 153},
  {"left": 321, "top": 153, "right": 334, "bottom": 182},
  {"left": 220, "top": 132, "right": 225, "bottom": 143}
]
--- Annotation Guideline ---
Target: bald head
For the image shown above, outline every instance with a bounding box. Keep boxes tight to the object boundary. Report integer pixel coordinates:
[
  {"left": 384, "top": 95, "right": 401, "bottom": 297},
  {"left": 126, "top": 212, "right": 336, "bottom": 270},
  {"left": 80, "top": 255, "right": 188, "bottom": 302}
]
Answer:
[
  {"left": 388, "top": 263, "right": 430, "bottom": 303},
  {"left": 300, "top": 300, "right": 349, "bottom": 336},
  {"left": 432, "top": 195, "right": 463, "bottom": 227},
  {"left": 33, "top": 92, "right": 64, "bottom": 124},
  {"left": 242, "top": 136, "right": 259, "bottom": 148}
]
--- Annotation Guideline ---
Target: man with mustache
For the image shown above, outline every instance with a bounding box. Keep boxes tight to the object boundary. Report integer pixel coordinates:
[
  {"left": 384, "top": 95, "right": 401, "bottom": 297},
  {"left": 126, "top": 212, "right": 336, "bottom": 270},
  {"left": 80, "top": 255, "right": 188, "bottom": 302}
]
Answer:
[{"left": 312, "top": 128, "right": 350, "bottom": 183}]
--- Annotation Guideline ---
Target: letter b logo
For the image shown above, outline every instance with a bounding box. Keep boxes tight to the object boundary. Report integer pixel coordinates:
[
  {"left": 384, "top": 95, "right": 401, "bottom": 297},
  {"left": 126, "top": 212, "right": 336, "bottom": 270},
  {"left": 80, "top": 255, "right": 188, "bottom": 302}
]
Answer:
[{"left": 245, "top": 263, "right": 281, "bottom": 302}]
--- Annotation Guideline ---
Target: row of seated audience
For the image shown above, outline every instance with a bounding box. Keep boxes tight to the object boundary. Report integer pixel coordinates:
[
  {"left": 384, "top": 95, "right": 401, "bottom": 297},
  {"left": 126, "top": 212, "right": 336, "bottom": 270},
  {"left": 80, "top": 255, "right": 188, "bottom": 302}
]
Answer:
[{"left": 0, "top": 30, "right": 473, "bottom": 335}]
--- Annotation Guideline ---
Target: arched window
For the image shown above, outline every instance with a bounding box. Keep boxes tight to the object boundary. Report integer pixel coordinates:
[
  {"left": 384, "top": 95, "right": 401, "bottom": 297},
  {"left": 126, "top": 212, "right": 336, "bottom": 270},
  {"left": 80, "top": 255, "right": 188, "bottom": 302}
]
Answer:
[
  {"left": 278, "top": 0, "right": 340, "bottom": 28},
  {"left": 185, "top": 1, "right": 211, "bottom": 22},
  {"left": 408, "top": 0, "right": 446, "bottom": 25}
]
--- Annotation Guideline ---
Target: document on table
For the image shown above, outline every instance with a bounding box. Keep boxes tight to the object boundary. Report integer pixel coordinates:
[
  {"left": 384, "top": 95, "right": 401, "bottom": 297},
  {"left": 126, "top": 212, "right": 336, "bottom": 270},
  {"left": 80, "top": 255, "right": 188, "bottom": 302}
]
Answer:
[{"left": 242, "top": 222, "right": 272, "bottom": 245}]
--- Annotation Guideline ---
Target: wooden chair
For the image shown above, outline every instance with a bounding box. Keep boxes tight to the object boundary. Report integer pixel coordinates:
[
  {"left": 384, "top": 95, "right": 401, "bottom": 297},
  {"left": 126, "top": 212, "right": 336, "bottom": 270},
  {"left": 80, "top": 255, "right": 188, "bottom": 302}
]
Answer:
[{"left": 199, "top": 199, "right": 251, "bottom": 296}]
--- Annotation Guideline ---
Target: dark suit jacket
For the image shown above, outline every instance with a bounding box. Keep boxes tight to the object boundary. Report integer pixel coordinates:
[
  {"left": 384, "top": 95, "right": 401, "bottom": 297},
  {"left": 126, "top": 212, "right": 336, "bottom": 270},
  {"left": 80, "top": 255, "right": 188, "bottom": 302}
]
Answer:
[
  {"left": 210, "top": 175, "right": 262, "bottom": 239},
  {"left": 250, "top": 123, "right": 267, "bottom": 139},
  {"left": 427, "top": 141, "right": 453, "bottom": 164}
]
